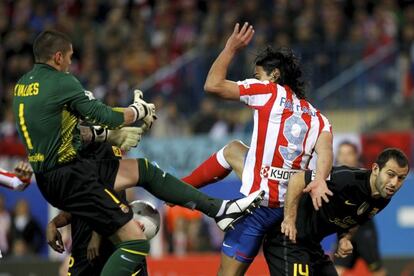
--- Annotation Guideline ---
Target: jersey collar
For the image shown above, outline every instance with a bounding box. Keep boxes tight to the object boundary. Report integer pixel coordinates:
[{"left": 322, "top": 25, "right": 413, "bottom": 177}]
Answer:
[{"left": 34, "top": 63, "right": 58, "bottom": 71}]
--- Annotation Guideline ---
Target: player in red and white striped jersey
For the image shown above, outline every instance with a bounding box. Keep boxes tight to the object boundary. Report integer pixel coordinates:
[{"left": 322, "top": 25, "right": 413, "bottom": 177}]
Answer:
[
  {"left": 182, "top": 23, "right": 333, "bottom": 275},
  {"left": 0, "top": 162, "right": 32, "bottom": 191},
  {"left": 237, "top": 78, "right": 332, "bottom": 207}
]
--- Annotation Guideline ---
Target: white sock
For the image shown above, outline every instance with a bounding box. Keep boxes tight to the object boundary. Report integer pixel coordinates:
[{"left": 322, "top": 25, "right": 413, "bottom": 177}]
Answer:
[{"left": 216, "top": 147, "right": 231, "bottom": 170}]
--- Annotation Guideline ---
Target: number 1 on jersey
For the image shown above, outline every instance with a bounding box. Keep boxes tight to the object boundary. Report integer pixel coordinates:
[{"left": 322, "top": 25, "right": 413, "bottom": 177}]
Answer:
[{"left": 18, "top": 103, "right": 33, "bottom": 150}]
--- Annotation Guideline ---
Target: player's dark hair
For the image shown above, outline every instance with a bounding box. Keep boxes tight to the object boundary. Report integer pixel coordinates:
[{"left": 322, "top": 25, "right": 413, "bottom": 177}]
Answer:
[
  {"left": 255, "top": 46, "right": 306, "bottom": 99},
  {"left": 33, "top": 30, "right": 72, "bottom": 63},
  {"left": 376, "top": 148, "right": 409, "bottom": 170},
  {"left": 338, "top": 141, "right": 359, "bottom": 154}
]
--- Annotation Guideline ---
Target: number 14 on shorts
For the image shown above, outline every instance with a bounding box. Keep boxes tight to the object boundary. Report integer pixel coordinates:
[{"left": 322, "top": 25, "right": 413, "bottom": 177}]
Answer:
[{"left": 293, "top": 263, "right": 309, "bottom": 276}]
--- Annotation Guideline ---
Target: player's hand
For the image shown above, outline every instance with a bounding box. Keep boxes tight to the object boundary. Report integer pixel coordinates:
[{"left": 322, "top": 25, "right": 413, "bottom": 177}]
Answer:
[
  {"left": 130, "top": 89, "right": 157, "bottom": 128},
  {"left": 335, "top": 237, "right": 353, "bottom": 258},
  {"left": 303, "top": 178, "right": 333, "bottom": 211},
  {"left": 107, "top": 127, "right": 144, "bottom": 151},
  {"left": 281, "top": 217, "right": 297, "bottom": 243},
  {"left": 134, "top": 89, "right": 157, "bottom": 130},
  {"left": 224, "top": 22, "right": 255, "bottom": 53},
  {"left": 13, "top": 161, "right": 32, "bottom": 191},
  {"left": 46, "top": 222, "right": 65, "bottom": 253},
  {"left": 87, "top": 232, "right": 102, "bottom": 262}
]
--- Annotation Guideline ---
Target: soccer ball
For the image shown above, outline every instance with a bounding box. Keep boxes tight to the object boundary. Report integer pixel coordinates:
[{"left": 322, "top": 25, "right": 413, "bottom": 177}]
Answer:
[{"left": 130, "top": 200, "right": 161, "bottom": 240}]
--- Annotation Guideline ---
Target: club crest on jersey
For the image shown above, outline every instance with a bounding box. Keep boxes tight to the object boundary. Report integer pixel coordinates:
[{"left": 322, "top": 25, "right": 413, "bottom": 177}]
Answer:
[
  {"left": 357, "top": 202, "right": 370, "bottom": 216},
  {"left": 112, "top": 146, "right": 122, "bottom": 157}
]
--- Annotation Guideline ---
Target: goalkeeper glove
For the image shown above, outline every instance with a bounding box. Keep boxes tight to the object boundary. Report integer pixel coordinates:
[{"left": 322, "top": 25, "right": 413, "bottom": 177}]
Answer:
[
  {"left": 130, "top": 89, "right": 157, "bottom": 128},
  {"left": 107, "top": 127, "right": 144, "bottom": 151},
  {"left": 90, "top": 126, "right": 144, "bottom": 151}
]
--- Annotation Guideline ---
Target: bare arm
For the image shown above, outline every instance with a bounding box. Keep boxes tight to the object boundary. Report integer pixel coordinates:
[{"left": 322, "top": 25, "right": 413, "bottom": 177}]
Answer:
[
  {"left": 123, "top": 108, "right": 137, "bottom": 125},
  {"left": 280, "top": 172, "right": 306, "bottom": 242},
  {"left": 49, "top": 211, "right": 72, "bottom": 228},
  {"left": 47, "top": 211, "right": 72, "bottom": 253},
  {"left": 338, "top": 226, "right": 359, "bottom": 240},
  {"left": 204, "top": 23, "right": 254, "bottom": 100},
  {"left": 303, "top": 131, "right": 334, "bottom": 210},
  {"left": 335, "top": 226, "right": 358, "bottom": 258},
  {"left": 79, "top": 125, "right": 93, "bottom": 143},
  {"left": 87, "top": 231, "right": 102, "bottom": 262},
  {"left": 314, "top": 131, "right": 333, "bottom": 181}
]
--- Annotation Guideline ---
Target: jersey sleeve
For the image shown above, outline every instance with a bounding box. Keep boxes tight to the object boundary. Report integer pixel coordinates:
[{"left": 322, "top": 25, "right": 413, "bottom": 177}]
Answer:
[
  {"left": 58, "top": 74, "right": 124, "bottom": 129},
  {"left": 304, "top": 170, "right": 314, "bottom": 186},
  {"left": 318, "top": 113, "right": 332, "bottom": 133},
  {"left": 237, "top": 79, "right": 275, "bottom": 108}
]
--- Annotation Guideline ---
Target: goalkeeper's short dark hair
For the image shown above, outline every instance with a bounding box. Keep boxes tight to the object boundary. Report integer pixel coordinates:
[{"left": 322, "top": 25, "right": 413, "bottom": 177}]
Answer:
[
  {"left": 33, "top": 30, "right": 72, "bottom": 63},
  {"left": 255, "top": 46, "right": 306, "bottom": 99}
]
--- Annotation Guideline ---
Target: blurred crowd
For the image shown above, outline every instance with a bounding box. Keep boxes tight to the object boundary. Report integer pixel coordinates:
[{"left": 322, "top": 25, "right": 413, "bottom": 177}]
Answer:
[
  {"left": 2, "top": 0, "right": 414, "bottom": 146},
  {"left": 0, "top": 195, "right": 43, "bottom": 259},
  {"left": 1, "top": 0, "right": 414, "bottom": 256}
]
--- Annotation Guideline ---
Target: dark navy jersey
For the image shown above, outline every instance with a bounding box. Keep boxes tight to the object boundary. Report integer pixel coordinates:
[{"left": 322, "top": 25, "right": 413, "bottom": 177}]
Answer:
[{"left": 296, "top": 166, "right": 390, "bottom": 243}]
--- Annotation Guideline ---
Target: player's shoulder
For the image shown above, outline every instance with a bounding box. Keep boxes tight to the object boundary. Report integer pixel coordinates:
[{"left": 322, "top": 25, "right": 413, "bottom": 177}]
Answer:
[
  {"left": 306, "top": 101, "right": 328, "bottom": 118},
  {"left": 330, "top": 165, "right": 369, "bottom": 188},
  {"left": 58, "top": 72, "right": 84, "bottom": 89},
  {"left": 58, "top": 72, "right": 81, "bottom": 83},
  {"left": 238, "top": 78, "right": 274, "bottom": 88}
]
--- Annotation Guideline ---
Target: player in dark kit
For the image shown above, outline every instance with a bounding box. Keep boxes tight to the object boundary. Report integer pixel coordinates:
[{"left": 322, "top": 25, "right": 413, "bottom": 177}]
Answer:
[
  {"left": 333, "top": 142, "right": 387, "bottom": 276},
  {"left": 12, "top": 30, "right": 264, "bottom": 275},
  {"left": 263, "top": 148, "right": 409, "bottom": 276},
  {"left": 47, "top": 143, "right": 147, "bottom": 276}
]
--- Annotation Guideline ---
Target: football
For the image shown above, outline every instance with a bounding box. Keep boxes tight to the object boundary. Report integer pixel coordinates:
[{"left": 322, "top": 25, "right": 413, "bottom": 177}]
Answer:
[{"left": 130, "top": 200, "right": 161, "bottom": 240}]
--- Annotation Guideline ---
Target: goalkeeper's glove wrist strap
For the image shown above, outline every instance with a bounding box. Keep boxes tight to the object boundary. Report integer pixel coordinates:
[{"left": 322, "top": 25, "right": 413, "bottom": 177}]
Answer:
[{"left": 91, "top": 126, "right": 108, "bottom": 143}]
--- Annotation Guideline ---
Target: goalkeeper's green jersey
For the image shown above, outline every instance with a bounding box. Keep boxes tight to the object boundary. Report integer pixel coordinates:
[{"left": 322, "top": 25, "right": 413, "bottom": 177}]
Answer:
[{"left": 12, "top": 63, "right": 125, "bottom": 173}]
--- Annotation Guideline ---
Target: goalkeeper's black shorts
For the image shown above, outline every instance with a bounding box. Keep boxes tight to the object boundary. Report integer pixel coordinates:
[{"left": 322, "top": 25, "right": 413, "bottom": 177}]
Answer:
[{"left": 35, "top": 151, "right": 132, "bottom": 237}]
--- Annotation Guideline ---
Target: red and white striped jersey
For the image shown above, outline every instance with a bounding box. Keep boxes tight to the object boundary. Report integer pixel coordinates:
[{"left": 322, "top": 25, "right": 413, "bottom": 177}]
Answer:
[
  {"left": 238, "top": 79, "right": 332, "bottom": 207},
  {"left": 0, "top": 169, "right": 27, "bottom": 191}
]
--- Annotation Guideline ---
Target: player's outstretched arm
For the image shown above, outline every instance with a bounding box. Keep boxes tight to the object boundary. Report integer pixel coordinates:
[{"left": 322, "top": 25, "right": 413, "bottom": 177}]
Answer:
[
  {"left": 46, "top": 211, "right": 72, "bottom": 253},
  {"left": 204, "top": 22, "right": 254, "bottom": 100},
  {"left": 281, "top": 172, "right": 306, "bottom": 243},
  {"left": 303, "top": 131, "right": 333, "bottom": 210}
]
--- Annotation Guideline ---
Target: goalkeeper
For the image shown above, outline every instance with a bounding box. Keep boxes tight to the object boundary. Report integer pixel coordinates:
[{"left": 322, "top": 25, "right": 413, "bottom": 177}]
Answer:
[{"left": 12, "top": 30, "right": 264, "bottom": 275}]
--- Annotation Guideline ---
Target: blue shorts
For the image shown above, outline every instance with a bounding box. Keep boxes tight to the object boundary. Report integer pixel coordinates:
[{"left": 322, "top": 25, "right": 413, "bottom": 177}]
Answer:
[{"left": 221, "top": 206, "right": 284, "bottom": 263}]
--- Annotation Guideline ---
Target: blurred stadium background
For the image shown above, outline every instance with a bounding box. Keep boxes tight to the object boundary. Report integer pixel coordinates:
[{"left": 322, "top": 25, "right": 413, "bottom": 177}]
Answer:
[{"left": 1, "top": 0, "right": 414, "bottom": 275}]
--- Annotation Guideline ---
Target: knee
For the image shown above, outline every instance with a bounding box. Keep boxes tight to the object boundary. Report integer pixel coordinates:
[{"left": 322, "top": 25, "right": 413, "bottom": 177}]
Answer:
[
  {"left": 112, "top": 219, "right": 147, "bottom": 243},
  {"left": 223, "top": 140, "right": 248, "bottom": 160}
]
